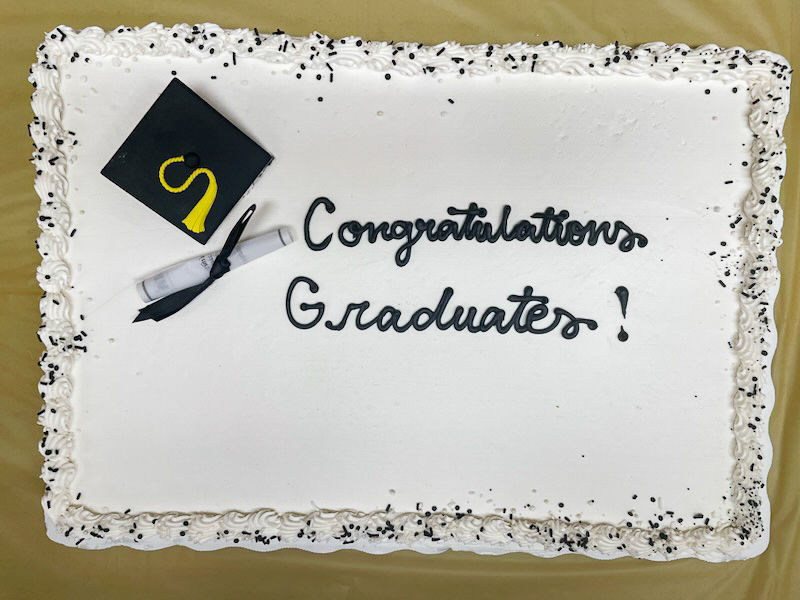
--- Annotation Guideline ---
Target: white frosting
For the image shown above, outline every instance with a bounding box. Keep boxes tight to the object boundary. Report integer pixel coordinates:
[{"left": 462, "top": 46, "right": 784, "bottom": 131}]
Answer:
[{"left": 30, "top": 23, "right": 789, "bottom": 560}]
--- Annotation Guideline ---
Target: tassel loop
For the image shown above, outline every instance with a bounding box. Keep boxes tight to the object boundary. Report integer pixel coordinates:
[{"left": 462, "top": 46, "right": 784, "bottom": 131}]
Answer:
[{"left": 158, "top": 155, "right": 218, "bottom": 234}]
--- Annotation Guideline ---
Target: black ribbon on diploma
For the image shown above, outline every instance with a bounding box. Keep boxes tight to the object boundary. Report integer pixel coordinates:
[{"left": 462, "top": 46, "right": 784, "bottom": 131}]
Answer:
[{"left": 133, "top": 204, "right": 257, "bottom": 323}]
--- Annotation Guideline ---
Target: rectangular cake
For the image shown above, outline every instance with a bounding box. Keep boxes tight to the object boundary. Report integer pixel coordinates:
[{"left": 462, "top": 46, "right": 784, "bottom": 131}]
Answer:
[{"left": 30, "top": 23, "right": 790, "bottom": 561}]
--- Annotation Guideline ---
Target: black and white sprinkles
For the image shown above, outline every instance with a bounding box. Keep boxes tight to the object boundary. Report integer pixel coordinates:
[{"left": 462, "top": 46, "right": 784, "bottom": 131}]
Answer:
[{"left": 29, "top": 24, "right": 790, "bottom": 559}]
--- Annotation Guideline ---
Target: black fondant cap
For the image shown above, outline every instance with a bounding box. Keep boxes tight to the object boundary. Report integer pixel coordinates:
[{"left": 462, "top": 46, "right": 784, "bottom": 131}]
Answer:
[{"left": 101, "top": 78, "right": 273, "bottom": 244}]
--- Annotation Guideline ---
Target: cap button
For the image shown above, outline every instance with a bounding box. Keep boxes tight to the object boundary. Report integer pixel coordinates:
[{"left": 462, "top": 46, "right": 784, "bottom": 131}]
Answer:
[{"left": 184, "top": 152, "right": 200, "bottom": 168}]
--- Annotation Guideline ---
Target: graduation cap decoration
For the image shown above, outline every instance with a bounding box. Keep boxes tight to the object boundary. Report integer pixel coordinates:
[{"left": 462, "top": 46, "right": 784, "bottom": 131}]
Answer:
[{"left": 101, "top": 78, "right": 273, "bottom": 244}]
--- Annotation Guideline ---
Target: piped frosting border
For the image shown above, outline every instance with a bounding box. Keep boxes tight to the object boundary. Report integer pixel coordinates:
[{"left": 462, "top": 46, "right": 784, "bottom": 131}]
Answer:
[{"left": 29, "top": 23, "right": 790, "bottom": 560}]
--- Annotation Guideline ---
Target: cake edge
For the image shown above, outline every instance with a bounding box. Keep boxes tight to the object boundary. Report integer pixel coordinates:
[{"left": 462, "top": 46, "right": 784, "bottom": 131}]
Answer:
[{"left": 29, "top": 23, "right": 791, "bottom": 561}]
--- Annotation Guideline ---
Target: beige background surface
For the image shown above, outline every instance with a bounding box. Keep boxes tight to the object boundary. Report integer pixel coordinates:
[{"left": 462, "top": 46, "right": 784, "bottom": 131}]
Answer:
[{"left": 1, "top": 1, "right": 797, "bottom": 598}]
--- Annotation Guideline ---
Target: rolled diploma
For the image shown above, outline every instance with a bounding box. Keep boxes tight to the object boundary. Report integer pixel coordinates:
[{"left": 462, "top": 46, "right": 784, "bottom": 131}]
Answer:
[{"left": 136, "top": 227, "right": 294, "bottom": 303}]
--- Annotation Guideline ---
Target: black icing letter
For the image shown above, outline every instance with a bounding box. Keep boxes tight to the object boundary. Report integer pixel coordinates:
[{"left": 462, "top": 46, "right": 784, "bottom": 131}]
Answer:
[
  {"left": 304, "top": 197, "right": 336, "bottom": 251},
  {"left": 286, "top": 276, "right": 325, "bottom": 329}
]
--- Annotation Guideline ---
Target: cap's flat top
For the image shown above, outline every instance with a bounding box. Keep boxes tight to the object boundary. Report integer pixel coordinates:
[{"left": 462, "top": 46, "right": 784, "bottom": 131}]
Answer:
[{"left": 101, "top": 77, "right": 271, "bottom": 244}]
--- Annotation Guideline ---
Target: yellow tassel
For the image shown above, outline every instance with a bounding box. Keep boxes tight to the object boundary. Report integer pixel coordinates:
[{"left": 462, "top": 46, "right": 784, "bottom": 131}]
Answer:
[{"left": 158, "top": 155, "right": 218, "bottom": 234}]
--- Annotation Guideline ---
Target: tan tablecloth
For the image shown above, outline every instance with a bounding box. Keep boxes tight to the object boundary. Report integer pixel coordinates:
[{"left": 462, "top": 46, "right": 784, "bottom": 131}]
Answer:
[{"left": 1, "top": 1, "right": 797, "bottom": 598}]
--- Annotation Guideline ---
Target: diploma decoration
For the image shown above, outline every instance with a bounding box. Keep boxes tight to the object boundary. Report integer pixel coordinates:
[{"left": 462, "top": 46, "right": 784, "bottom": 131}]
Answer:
[
  {"left": 134, "top": 204, "right": 257, "bottom": 323},
  {"left": 158, "top": 154, "right": 218, "bottom": 234},
  {"left": 136, "top": 226, "right": 293, "bottom": 303}
]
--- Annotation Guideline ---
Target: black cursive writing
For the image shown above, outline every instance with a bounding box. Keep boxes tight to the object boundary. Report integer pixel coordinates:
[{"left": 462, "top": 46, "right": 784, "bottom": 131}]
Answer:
[{"left": 285, "top": 276, "right": 598, "bottom": 339}]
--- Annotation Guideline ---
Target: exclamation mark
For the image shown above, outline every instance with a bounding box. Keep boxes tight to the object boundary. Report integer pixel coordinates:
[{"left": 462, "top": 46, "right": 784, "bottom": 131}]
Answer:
[{"left": 615, "top": 286, "right": 629, "bottom": 342}]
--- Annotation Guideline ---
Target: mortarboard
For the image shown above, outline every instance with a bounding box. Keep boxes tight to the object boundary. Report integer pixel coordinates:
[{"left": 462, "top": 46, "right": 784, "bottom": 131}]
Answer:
[{"left": 101, "top": 78, "right": 273, "bottom": 244}]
